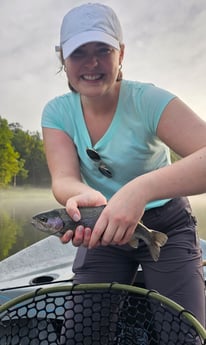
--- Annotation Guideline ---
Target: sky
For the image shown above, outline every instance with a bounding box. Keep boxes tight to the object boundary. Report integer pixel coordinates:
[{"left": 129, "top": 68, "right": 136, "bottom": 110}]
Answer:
[{"left": 1, "top": 0, "right": 206, "bottom": 132}]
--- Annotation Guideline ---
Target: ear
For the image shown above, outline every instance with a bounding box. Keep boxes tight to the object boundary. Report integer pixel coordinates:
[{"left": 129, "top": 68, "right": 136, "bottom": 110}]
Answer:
[{"left": 119, "top": 44, "right": 125, "bottom": 64}]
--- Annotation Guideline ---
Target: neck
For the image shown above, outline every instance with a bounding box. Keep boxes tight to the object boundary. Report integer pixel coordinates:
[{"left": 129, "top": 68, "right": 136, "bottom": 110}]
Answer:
[
  {"left": 79, "top": 82, "right": 121, "bottom": 145},
  {"left": 80, "top": 82, "right": 121, "bottom": 117}
]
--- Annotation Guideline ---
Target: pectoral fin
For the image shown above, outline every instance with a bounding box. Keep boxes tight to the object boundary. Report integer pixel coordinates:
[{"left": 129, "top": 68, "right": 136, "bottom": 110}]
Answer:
[{"left": 129, "top": 236, "right": 139, "bottom": 249}]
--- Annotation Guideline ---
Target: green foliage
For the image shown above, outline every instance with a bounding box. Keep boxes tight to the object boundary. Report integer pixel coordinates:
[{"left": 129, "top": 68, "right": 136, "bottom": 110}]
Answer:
[
  {"left": 0, "top": 117, "right": 51, "bottom": 187},
  {"left": 0, "top": 211, "right": 21, "bottom": 259},
  {"left": 0, "top": 117, "right": 20, "bottom": 187},
  {"left": 10, "top": 125, "right": 50, "bottom": 186}
]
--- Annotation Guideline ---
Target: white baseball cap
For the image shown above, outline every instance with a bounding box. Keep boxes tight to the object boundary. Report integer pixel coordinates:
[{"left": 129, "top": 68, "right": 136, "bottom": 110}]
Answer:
[{"left": 60, "top": 3, "right": 123, "bottom": 59}]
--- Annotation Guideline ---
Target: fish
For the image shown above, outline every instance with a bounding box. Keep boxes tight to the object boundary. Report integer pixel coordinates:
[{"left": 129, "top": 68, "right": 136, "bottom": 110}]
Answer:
[{"left": 31, "top": 205, "right": 168, "bottom": 262}]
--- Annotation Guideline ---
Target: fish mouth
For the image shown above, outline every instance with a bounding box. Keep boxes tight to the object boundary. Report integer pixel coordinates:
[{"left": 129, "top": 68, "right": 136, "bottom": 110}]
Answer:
[
  {"left": 31, "top": 219, "right": 47, "bottom": 231},
  {"left": 31, "top": 218, "right": 64, "bottom": 234},
  {"left": 31, "top": 219, "right": 38, "bottom": 226}
]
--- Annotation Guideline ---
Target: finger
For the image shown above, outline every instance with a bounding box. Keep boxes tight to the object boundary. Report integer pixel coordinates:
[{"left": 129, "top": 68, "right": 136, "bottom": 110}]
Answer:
[
  {"left": 60, "top": 230, "right": 74, "bottom": 244},
  {"left": 101, "top": 224, "right": 130, "bottom": 246},
  {"left": 72, "top": 225, "right": 84, "bottom": 247},
  {"left": 88, "top": 217, "right": 108, "bottom": 248},
  {"left": 117, "top": 226, "right": 136, "bottom": 246},
  {"left": 66, "top": 199, "right": 81, "bottom": 222},
  {"left": 108, "top": 226, "right": 129, "bottom": 245},
  {"left": 82, "top": 227, "right": 92, "bottom": 247},
  {"left": 101, "top": 225, "right": 118, "bottom": 246}
]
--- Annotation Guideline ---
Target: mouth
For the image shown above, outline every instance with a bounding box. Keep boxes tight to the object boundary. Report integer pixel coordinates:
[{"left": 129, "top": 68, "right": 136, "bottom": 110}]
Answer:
[{"left": 81, "top": 74, "right": 104, "bottom": 81}]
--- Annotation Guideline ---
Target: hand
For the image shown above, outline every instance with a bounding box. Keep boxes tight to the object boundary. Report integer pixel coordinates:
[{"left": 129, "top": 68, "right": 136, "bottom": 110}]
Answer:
[
  {"left": 60, "top": 190, "right": 107, "bottom": 246},
  {"left": 60, "top": 226, "right": 95, "bottom": 247},
  {"left": 88, "top": 180, "right": 146, "bottom": 248}
]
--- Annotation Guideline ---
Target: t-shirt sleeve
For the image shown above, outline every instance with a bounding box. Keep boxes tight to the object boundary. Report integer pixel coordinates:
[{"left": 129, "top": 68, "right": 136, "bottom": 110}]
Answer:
[
  {"left": 137, "top": 84, "right": 176, "bottom": 135},
  {"left": 41, "top": 98, "right": 65, "bottom": 130}
]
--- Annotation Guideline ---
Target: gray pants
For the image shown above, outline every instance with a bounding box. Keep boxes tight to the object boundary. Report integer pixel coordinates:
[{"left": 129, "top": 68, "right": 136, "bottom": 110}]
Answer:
[{"left": 73, "top": 197, "right": 205, "bottom": 327}]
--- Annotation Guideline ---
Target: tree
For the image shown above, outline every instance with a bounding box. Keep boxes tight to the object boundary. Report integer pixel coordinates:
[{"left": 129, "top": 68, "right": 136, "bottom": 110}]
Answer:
[
  {"left": 0, "top": 118, "right": 51, "bottom": 187},
  {"left": 25, "top": 131, "right": 51, "bottom": 186},
  {"left": 10, "top": 124, "right": 50, "bottom": 186},
  {"left": 0, "top": 117, "right": 20, "bottom": 187}
]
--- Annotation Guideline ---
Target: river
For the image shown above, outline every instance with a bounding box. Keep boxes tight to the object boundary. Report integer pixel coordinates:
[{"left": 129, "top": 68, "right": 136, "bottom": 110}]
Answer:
[{"left": 0, "top": 188, "right": 205, "bottom": 261}]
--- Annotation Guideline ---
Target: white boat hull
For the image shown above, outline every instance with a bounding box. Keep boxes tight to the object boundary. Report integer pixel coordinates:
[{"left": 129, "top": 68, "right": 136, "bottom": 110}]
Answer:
[{"left": 0, "top": 237, "right": 205, "bottom": 305}]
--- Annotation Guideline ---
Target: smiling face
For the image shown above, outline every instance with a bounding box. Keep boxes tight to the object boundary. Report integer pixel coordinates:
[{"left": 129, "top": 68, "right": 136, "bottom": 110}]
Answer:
[{"left": 64, "top": 42, "right": 124, "bottom": 97}]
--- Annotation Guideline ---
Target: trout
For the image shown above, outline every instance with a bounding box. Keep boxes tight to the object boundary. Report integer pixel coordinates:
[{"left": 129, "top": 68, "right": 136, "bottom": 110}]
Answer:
[{"left": 31, "top": 206, "right": 168, "bottom": 261}]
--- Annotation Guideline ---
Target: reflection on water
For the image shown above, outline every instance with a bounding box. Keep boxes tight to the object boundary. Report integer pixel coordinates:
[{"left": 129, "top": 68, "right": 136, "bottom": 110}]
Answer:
[
  {"left": 0, "top": 189, "right": 205, "bottom": 261},
  {"left": 0, "top": 188, "right": 60, "bottom": 261}
]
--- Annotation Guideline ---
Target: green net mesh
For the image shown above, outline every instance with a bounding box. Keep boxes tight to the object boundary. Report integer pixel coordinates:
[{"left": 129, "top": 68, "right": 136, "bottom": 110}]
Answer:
[{"left": 0, "top": 283, "right": 205, "bottom": 344}]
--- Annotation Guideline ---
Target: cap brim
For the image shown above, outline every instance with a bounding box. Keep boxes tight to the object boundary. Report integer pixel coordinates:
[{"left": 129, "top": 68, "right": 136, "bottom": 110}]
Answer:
[{"left": 62, "top": 30, "right": 120, "bottom": 59}]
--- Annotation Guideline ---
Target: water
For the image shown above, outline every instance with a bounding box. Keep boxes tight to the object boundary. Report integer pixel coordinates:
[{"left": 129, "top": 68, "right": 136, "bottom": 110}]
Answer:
[
  {"left": 0, "top": 188, "right": 205, "bottom": 261},
  {"left": 0, "top": 188, "right": 60, "bottom": 261}
]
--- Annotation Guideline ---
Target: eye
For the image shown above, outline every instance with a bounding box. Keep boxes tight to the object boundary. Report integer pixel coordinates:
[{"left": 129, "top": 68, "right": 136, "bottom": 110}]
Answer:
[
  {"left": 39, "top": 216, "right": 48, "bottom": 223},
  {"left": 70, "top": 48, "right": 85, "bottom": 58},
  {"left": 97, "top": 47, "right": 113, "bottom": 56}
]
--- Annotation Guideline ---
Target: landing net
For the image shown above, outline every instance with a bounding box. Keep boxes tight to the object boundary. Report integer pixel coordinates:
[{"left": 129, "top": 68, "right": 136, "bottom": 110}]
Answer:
[{"left": 0, "top": 283, "right": 205, "bottom": 344}]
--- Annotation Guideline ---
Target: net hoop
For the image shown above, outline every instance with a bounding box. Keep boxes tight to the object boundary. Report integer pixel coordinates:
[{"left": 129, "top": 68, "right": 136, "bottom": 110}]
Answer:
[{"left": 0, "top": 283, "right": 205, "bottom": 344}]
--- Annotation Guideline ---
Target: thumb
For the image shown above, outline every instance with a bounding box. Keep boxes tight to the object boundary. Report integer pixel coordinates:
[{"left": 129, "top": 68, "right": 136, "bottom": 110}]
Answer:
[{"left": 65, "top": 197, "right": 82, "bottom": 222}]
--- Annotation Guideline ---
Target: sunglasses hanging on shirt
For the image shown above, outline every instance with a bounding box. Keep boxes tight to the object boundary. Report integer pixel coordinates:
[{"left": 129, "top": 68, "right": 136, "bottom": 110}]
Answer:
[{"left": 86, "top": 148, "right": 112, "bottom": 178}]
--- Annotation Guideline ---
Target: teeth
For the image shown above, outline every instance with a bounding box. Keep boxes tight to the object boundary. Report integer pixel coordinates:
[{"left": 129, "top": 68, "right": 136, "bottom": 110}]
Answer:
[{"left": 83, "top": 74, "right": 102, "bottom": 80}]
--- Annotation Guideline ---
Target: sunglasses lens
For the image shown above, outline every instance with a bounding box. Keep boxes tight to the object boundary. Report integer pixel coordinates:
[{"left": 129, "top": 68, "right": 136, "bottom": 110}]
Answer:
[
  {"left": 86, "top": 148, "right": 112, "bottom": 178},
  {"left": 99, "top": 165, "right": 112, "bottom": 178},
  {"left": 86, "top": 148, "right": 101, "bottom": 161}
]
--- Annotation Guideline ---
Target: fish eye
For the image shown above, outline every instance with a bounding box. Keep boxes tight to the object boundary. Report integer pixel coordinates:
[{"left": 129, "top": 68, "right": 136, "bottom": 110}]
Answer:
[{"left": 39, "top": 216, "right": 48, "bottom": 223}]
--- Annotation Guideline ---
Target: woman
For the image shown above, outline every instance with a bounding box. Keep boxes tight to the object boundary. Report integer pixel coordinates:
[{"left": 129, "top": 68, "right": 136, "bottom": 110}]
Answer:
[{"left": 42, "top": 3, "right": 206, "bottom": 327}]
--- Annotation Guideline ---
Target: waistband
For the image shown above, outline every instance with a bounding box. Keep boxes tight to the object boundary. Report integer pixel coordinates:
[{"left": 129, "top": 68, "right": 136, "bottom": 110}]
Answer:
[{"left": 142, "top": 196, "right": 193, "bottom": 232}]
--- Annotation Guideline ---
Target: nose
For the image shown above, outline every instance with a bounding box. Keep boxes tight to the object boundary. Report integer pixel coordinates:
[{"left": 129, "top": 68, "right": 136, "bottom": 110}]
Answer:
[{"left": 84, "top": 54, "right": 98, "bottom": 68}]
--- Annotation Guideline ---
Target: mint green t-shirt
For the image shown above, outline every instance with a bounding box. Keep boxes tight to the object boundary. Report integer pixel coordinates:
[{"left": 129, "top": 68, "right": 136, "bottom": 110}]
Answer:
[{"left": 42, "top": 80, "right": 176, "bottom": 209}]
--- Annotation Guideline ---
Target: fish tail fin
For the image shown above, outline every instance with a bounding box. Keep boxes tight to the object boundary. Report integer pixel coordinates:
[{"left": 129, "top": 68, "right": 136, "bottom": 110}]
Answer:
[{"left": 149, "top": 231, "right": 168, "bottom": 262}]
